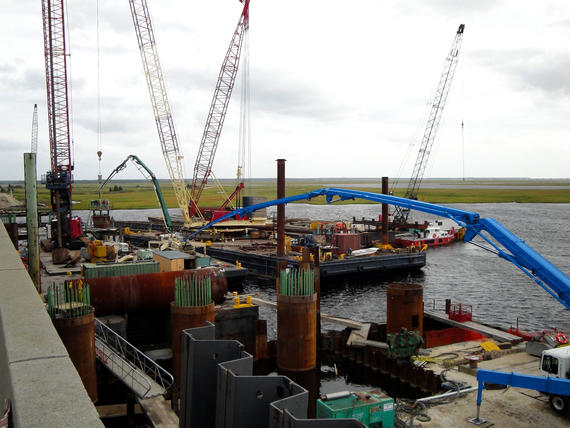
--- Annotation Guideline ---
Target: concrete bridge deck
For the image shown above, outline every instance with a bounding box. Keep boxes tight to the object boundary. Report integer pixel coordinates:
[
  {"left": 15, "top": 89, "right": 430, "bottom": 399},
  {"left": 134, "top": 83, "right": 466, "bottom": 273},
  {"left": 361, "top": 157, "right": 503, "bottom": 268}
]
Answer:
[{"left": 0, "top": 222, "right": 103, "bottom": 427}]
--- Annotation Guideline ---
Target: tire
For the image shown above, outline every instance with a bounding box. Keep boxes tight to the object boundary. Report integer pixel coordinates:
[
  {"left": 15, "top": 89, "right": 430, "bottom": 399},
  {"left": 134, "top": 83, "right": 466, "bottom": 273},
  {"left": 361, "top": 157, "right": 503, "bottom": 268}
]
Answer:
[{"left": 549, "top": 394, "right": 569, "bottom": 416}]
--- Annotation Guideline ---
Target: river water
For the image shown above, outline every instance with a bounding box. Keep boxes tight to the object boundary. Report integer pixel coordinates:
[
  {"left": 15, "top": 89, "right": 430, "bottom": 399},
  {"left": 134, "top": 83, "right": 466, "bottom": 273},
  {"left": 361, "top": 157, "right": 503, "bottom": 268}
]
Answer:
[{"left": 77, "top": 203, "right": 570, "bottom": 334}]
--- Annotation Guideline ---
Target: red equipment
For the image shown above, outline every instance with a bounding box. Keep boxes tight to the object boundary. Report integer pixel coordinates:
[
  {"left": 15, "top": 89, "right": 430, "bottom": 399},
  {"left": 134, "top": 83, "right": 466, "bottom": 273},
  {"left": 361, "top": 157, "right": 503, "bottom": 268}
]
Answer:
[
  {"left": 189, "top": 0, "right": 250, "bottom": 219},
  {"left": 41, "top": 0, "right": 80, "bottom": 246},
  {"left": 448, "top": 303, "right": 472, "bottom": 322}
]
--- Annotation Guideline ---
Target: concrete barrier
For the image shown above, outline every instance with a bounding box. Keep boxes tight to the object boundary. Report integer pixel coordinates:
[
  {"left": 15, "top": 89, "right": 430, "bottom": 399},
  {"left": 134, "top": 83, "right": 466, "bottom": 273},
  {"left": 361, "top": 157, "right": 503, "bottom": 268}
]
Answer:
[{"left": 0, "top": 222, "right": 103, "bottom": 427}]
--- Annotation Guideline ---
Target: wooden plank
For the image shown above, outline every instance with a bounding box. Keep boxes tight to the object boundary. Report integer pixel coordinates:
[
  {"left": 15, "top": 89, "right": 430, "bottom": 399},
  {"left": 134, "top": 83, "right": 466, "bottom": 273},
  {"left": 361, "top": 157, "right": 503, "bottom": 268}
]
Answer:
[
  {"left": 424, "top": 310, "right": 521, "bottom": 343},
  {"left": 138, "top": 396, "right": 178, "bottom": 428},
  {"left": 347, "top": 323, "right": 371, "bottom": 346}
]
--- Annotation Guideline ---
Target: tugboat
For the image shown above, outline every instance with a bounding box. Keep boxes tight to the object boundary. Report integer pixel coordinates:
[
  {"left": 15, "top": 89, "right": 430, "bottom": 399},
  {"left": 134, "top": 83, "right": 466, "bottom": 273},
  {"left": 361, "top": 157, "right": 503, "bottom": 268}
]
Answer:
[{"left": 394, "top": 220, "right": 456, "bottom": 248}]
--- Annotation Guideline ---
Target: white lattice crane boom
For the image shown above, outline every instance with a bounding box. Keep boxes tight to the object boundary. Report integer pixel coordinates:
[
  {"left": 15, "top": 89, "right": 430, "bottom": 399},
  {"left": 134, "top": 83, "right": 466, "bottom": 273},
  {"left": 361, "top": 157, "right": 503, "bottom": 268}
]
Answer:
[
  {"left": 31, "top": 104, "right": 38, "bottom": 153},
  {"left": 128, "top": 0, "right": 192, "bottom": 226},
  {"left": 394, "top": 24, "right": 465, "bottom": 223}
]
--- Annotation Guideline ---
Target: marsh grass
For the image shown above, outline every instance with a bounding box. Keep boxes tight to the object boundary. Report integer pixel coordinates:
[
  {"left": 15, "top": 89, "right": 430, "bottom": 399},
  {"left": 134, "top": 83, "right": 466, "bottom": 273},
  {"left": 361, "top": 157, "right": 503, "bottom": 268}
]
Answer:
[{"left": 9, "top": 179, "right": 570, "bottom": 210}]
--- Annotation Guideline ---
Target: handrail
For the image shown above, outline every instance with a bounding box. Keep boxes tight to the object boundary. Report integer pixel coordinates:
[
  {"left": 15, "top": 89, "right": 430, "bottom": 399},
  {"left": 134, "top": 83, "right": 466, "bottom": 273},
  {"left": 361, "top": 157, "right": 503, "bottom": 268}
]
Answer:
[
  {"left": 95, "top": 337, "right": 153, "bottom": 397},
  {"left": 94, "top": 318, "right": 173, "bottom": 398}
]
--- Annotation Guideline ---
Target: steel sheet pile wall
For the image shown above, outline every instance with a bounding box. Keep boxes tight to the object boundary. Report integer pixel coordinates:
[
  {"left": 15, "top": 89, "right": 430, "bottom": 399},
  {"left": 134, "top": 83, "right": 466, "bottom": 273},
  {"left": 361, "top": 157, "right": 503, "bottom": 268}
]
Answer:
[
  {"left": 180, "top": 323, "right": 362, "bottom": 428},
  {"left": 321, "top": 331, "right": 441, "bottom": 394},
  {"left": 171, "top": 275, "right": 215, "bottom": 390}
]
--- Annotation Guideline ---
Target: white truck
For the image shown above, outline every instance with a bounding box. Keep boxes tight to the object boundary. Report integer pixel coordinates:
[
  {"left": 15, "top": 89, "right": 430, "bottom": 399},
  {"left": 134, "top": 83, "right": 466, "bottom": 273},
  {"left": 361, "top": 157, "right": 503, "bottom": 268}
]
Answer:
[{"left": 539, "top": 346, "right": 570, "bottom": 415}]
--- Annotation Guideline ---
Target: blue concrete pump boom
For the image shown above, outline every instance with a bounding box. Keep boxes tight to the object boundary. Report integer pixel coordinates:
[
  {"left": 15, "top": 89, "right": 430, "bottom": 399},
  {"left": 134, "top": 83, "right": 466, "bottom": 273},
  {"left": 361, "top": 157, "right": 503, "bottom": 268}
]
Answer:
[{"left": 186, "top": 187, "right": 570, "bottom": 310}]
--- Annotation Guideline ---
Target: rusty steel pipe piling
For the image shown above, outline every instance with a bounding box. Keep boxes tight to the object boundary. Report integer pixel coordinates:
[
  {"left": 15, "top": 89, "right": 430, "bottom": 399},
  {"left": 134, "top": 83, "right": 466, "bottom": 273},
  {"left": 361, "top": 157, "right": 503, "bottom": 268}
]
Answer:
[
  {"left": 53, "top": 310, "right": 98, "bottom": 402},
  {"left": 277, "top": 267, "right": 317, "bottom": 371},
  {"left": 276, "top": 159, "right": 286, "bottom": 257},
  {"left": 386, "top": 282, "right": 424, "bottom": 336},
  {"left": 382, "top": 176, "right": 389, "bottom": 245}
]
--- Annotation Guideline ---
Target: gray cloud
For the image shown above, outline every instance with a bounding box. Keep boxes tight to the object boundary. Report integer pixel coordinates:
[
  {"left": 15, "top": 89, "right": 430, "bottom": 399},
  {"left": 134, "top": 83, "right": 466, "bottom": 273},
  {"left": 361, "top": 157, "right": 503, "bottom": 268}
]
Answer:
[
  {"left": 551, "top": 17, "right": 570, "bottom": 28},
  {"left": 0, "top": 136, "right": 27, "bottom": 153},
  {"left": 395, "top": 0, "right": 498, "bottom": 15},
  {"left": 73, "top": 96, "right": 149, "bottom": 134},
  {"left": 166, "top": 65, "right": 346, "bottom": 121},
  {"left": 251, "top": 71, "right": 345, "bottom": 121},
  {"left": 428, "top": 0, "right": 497, "bottom": 12},
  {"left": 474, "top": 48, "right": 570, "bottom": 97},
  {"left": 0, "top": 67, "right": 44, "bottom": 93},
  {"left": 167, "top": 68, "right": 217, "bottom": 92},
  {"left": 0, "top": 64, "right": 16, "bottom": 73}
]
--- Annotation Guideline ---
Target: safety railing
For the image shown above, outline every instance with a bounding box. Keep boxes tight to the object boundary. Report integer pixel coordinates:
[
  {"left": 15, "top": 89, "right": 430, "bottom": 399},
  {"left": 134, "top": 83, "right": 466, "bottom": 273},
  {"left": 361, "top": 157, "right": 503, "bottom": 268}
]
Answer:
[{"left": 94, "top": 318, "right": 173, "bottom": 398}]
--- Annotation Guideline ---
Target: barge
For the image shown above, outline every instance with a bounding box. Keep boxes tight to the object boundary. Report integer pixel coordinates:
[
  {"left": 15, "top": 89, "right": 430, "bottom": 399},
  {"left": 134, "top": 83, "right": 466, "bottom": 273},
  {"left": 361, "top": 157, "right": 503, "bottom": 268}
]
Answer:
[{"left": 204, "top": 244, "right": 425, "bottom": 279}]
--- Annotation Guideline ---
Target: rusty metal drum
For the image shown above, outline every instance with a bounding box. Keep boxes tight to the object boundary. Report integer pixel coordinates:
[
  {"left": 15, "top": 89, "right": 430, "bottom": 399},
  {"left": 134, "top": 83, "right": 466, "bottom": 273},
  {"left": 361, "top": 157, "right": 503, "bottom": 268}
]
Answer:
[
  {"left": 386, "top": 282, "right": 423, "bottom": 336},
  {"left": 53, "top": 309, "right": 98, "bottom": 402},
  {"left": 277, "top": 294, "right": 317, "bottom": 371}
]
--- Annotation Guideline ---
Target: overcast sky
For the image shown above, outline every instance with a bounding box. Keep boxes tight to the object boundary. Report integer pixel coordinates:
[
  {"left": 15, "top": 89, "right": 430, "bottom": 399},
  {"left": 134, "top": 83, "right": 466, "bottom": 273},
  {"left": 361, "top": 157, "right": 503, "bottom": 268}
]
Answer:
[{"left": 2, "top": 0, "right": 570, "bottom": 181}]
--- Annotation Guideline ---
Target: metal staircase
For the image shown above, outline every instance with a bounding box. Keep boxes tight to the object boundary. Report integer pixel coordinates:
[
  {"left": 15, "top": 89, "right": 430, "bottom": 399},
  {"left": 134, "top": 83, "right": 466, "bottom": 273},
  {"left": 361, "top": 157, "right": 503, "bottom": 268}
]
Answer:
[{"left": 94, "top": 318, "right": 173, "bottom": 399}]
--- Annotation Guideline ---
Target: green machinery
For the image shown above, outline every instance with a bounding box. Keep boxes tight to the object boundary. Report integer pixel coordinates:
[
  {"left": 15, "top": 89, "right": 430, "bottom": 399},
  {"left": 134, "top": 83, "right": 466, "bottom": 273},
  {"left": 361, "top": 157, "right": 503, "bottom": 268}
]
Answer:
[
  {"left": 97, "top": 154, "right": 172, "bottom": 228},
  {"left": 317, "top": 390, "right": 394, "bottom": 427},
  {"left": 387, "top": 327, "right": 424, "bottom": 360}
]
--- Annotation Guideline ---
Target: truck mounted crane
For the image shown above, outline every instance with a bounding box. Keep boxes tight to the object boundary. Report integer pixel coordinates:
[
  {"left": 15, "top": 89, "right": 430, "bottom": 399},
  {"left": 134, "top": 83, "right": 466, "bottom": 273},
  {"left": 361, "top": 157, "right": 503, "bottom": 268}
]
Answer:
[
  {"left": 41, "top": 0, "right": 82, "bottom": 262},
  {"left": 393, "top": 24, "right": 465, "bottom": 223},
  {"left": 189, "top": 0, "right": 250, "bottom": 220},
  {"left": 128, "top": 0, "right": 192, "bottom": 226}
]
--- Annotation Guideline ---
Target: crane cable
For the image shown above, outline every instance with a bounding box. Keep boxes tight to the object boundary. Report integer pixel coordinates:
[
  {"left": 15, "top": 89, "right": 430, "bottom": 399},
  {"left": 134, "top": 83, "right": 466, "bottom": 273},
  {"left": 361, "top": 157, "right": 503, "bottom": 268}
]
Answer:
[
  {"left": 391, "top": 69, "right": 440, "bottom": 223},
  {"left": 64, "top": 0, "right": 75, "bottom": 167},
  {"left": 391, "top": 70, "right": 440, "bottom": 194},
  {"left": 461, "top": 50, "right": 466, "bottom": 182},
  {"left": 96, "top": 0, "right": 103, "bottom": 184},
  {"left": 238, "top": 24, "right": 251, "bottom": 192}
]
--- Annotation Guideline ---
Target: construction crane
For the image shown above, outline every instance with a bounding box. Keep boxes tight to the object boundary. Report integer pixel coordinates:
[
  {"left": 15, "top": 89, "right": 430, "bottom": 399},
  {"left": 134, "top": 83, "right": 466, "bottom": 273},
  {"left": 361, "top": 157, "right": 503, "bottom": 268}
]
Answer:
[
  {"left": 41, "top": 0, "right": 81, "bottom": 260},
  {"left": 189, "top": 0, "right": 250, "bottom": 219},
  {"left": 393, "top": 24, "right": 465, "bottom": 223},
  {"left": 98, "top": 155, "right": 173, "bottom": 229},
  {"left": 31, "top": 104, "right": 38, "bottom": 153},
  {"left": 128, "top": 0, "right": 192, "bottom": 226}
]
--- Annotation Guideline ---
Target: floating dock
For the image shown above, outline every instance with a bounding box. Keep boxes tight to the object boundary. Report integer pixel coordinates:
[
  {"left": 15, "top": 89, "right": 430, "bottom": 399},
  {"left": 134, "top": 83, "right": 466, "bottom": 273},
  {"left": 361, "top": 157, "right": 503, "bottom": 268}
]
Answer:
[{"left": 204, "top": 245, "right": 425, "bottom": 279}]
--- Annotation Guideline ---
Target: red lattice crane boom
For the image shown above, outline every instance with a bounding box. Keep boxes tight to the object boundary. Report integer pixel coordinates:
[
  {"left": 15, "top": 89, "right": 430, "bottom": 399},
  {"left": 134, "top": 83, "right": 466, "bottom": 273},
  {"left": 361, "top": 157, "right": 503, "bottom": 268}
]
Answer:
[
  {"left": 189, "top": 0, "right": 250, "bottom": 218},
  {"left": 41, "top": 0, "right": 79, "bottom": 249}
]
